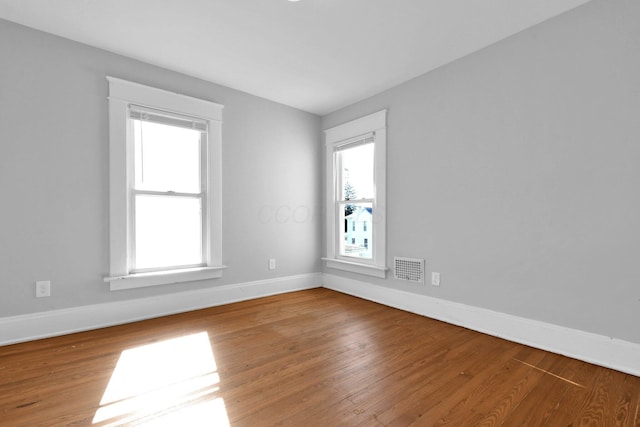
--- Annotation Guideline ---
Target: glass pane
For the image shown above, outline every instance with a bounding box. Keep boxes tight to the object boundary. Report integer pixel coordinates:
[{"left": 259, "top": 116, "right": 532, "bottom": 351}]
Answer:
[
  {"left": 133, "top": 119, "right": 202, "bottom": 193},
  {"left": 340, "top": 143, "right": 374, "bottom": 201},
  {"left": 134, "top": 195, "right": 202, "bottom": 270},
  {"left": 340, "top": 202, "right": 373, "bottom": 259}
]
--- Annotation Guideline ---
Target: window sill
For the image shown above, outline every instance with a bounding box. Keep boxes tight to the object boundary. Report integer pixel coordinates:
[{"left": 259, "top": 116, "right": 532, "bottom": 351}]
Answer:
[
  {"left": 322, "top": 258, "right": 387, "bottom": 278},
  {"left": 104, "top": 265, "right": 227, "bottom": 291}
]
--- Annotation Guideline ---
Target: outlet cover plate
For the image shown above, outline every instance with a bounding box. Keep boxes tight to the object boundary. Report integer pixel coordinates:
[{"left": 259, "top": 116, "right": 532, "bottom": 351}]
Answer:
[
  {"left": 36, "top": 280, "right": 51, "bottom": 297},
  {"left": 431, "top": 272, "right": 441, "bottom": 287}
]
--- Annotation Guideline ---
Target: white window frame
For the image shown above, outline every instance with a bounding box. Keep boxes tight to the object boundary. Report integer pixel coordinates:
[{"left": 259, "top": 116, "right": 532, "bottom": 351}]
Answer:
[
  {"left": 104, "top": 77, "right": 226, "bottom": 290},
  {"left": 323, "top": 109, "right": 387, "bottom": 278}
]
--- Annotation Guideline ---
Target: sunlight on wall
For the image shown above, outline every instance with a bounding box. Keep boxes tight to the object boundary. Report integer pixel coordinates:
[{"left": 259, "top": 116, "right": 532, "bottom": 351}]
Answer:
[{"left": 93, "top": 332, "right": 230, "bottom": 426}]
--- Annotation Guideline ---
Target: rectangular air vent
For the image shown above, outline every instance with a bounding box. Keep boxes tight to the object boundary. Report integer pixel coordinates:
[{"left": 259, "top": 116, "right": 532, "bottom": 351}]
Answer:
[{"left": 394, "top": 257, "right": 425, "bottom": 283}]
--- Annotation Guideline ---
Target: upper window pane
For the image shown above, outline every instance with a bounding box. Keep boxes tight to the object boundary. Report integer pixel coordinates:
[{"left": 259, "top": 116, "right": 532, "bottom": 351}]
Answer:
[
  {"left": 133, "top": 119, "right": 202, "bottom": 193},
  {"left": 340, "top": 142, "right": 374, "bottom": 200}
]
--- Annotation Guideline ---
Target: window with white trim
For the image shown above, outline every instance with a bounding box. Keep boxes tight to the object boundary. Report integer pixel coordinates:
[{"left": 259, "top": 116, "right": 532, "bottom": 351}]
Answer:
[
  {"left": 323, "top": 110, "right": 387, "bottom": 278},
  {"left": 105, "top": 77, "right": 225, "bottom": 291}
]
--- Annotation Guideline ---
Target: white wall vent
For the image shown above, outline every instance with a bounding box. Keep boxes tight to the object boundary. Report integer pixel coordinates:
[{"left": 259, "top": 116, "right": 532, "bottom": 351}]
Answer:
[{"left": 394, "top": 257, "right": 425, "bottom": 283}]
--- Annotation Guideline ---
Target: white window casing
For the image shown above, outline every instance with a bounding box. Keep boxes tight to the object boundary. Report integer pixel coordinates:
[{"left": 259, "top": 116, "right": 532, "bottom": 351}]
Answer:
[
  {"left": 104, "top": 77, "right": 226, "bottom": 290},
  {"left": 323, "top": 109, "right": 387, "bottom": 278}
]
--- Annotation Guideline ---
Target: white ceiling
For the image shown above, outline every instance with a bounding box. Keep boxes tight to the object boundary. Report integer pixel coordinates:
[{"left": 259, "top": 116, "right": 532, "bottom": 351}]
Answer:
[{"left": 0, "top": 0, "right": 592, "bottom": 115}]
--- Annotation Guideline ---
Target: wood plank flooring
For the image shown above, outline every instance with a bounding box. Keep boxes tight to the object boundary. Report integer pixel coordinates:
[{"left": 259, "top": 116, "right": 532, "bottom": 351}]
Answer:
[{"left": 1, "top": 288, "right": 639, "bottom": 426}]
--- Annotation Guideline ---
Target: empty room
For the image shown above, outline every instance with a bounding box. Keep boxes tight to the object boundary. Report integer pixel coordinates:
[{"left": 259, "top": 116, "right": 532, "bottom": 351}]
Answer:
[{"left": 1, "top": 0, "right": 639, "bottom": 425}]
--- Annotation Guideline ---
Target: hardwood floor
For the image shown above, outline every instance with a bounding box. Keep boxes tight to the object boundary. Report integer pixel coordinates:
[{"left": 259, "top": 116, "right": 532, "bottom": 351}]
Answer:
[{"left": 1, "top": 288, "right": 639, "bottom": 426}]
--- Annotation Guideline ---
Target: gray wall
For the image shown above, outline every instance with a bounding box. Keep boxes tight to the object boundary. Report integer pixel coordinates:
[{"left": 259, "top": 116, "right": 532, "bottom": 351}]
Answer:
[
  {"left": 322, "top": 0, "right": 640, "bottom": 343},
  {"left": 0, "top": 19, "right": 321, "bottom": 317}
]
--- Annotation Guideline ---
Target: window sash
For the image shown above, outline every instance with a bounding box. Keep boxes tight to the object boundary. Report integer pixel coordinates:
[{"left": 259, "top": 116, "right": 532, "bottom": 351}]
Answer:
[
  {"left": 130, "top": 110, "right": 206, "bottom": 194},
  {"left": 338, "top": 201, "right": 374, "bottom": 261},
  {"left": 336, "top": 140, "right": 374, "bottom": 203},
  {"left": 129, "top": 192, "right": 207, "bottom": 273}
]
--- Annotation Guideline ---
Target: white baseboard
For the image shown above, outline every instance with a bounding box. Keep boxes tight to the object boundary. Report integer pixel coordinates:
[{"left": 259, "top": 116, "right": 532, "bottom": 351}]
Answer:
[
  {"left": 4, "top": 272, "right": 639, "bottom": 378},
  {"left": 0, "top": 273, "right": 321, "bottom": 346},
  {"left": 322, "top": 273, "right": 640, "bottom": 377}
]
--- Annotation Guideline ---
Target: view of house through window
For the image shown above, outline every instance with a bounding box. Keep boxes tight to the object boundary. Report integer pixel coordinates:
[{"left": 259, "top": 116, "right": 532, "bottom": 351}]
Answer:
[
  {"left": 338, "top": 141, "right": 374, "bottom": 259},
  {"left": 131, "top": 108, "right": 207, "bottom": 272}
]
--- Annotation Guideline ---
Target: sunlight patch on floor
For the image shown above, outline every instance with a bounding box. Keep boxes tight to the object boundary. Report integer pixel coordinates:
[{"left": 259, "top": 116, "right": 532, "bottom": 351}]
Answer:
[{"left": 93, "top": 332, "right": 229, "bottom": 426}]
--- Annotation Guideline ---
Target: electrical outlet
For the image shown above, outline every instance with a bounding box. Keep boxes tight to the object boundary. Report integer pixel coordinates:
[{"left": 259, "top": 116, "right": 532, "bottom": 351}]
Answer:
[
  {"left": 36, "top": 280, "right": 51, "bottom": 297},
  {"left": 431, "top": 272, "right": 440, "bottom": 287},
  {"left": 269, "top": 258, "right": 276, "bottom": 270}
]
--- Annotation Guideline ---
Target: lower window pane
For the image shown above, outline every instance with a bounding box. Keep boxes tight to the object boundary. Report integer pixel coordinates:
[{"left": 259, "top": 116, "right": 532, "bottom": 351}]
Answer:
[
  {"left": 134, "top": 195, "right": 202, "bottom": 270},
  {"left": 341, "top": 202, "right": 372, "bottom": 259}
]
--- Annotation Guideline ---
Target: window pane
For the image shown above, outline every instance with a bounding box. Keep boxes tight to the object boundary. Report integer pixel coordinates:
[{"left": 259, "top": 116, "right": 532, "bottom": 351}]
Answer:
[
  {"left": 134, "top": 195, "right": 202, "bottom": 270},
  {"left": 133, "top": 119, "right": 202, "bottom": 193},
  {"left": 340, "top": 143, "right": 374, "bottom": 201},
  {"left": 340, "top": 202, "right": 373, "bottom": 259}
]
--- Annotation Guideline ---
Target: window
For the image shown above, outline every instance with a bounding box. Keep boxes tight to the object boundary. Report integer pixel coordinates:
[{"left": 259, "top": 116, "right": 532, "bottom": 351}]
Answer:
[
  {"left": 323, "top": 110, "right": 387, "bottom": 278},
  {"left": 105, "top": 77, "right": 225, "bottom": 290}
]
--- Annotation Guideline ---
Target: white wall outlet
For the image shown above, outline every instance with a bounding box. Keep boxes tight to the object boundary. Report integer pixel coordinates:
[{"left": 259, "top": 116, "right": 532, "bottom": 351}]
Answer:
[
  {"left": 269, "top": 258, "right": 276, "bottom": 270},
  {"left": 431, "top": 272, "right": 441, "bottom": 287},
  {"left": 36, "top": 280, "right": 51, "bottom": 297}
]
